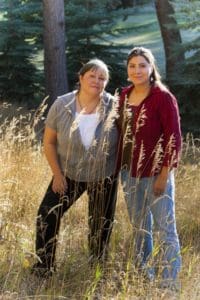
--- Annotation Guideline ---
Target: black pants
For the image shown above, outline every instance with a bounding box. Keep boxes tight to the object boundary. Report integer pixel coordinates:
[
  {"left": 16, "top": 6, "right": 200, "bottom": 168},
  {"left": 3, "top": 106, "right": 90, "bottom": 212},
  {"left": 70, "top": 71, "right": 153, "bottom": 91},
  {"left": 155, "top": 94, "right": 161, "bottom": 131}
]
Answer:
[{"left": 35, "top": 176, "right": 117, "bottom": 269}]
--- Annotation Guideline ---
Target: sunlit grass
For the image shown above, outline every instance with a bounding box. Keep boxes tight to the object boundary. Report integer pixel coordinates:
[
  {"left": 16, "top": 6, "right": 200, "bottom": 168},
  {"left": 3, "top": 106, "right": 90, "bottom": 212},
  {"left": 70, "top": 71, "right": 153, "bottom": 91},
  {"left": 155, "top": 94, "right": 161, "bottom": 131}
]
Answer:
[{"left": 0, "top": 102, "right": 200, "bottom": 299}]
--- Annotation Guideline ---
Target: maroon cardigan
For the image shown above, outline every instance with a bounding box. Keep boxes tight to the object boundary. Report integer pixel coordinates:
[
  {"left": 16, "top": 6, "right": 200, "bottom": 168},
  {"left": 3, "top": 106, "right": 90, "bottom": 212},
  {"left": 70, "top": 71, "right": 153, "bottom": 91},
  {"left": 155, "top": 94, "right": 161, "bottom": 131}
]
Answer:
[{"left": 117, "top": 84, "right": 182, "bottom": 178}]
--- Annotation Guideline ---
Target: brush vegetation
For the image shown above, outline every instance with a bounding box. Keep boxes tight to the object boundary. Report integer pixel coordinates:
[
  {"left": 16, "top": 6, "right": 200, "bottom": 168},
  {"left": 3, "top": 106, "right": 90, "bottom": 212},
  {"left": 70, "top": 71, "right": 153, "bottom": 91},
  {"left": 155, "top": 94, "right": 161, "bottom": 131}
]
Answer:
[{"left": 0, "top": 102, "right": 200, "bottom": 299}]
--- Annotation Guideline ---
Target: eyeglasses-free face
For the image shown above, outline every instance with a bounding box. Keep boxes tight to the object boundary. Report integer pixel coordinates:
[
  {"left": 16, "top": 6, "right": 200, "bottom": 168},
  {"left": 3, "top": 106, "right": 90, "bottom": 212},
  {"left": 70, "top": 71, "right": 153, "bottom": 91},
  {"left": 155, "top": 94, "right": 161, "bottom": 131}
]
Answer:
[
  {"left": 127, "top": 55, "right": 153, "bottom": 87},
  {"left": 79, "top": 68, "right": 108, "bottom": 96}
]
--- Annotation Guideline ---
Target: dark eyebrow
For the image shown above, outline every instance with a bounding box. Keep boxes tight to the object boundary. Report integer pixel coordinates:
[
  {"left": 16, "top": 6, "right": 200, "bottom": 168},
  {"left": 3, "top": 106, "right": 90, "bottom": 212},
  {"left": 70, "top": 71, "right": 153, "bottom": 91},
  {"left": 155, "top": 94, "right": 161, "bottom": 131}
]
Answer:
[{"left": 129, "top": 62, "right": 148, "bottom": 66}]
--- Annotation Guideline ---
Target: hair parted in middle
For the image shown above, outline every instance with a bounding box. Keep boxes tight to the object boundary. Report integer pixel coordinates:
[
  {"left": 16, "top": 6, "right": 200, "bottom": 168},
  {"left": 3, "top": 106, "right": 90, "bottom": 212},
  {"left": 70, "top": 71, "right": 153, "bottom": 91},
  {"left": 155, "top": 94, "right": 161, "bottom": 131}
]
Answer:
[{"left": 127, "top": 46, "right": 162, "bottom": 85}]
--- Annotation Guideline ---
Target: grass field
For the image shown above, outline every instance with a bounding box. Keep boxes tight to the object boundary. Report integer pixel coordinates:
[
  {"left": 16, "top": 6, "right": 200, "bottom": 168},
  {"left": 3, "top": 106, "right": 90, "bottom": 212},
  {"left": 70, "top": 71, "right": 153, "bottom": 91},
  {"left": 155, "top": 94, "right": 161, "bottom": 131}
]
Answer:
[
  {"left": 0, "top": 100, "right": 200, "bottom": 299},
  {"left": 0, "top": 3, "right": 200, "bottom": 299}
]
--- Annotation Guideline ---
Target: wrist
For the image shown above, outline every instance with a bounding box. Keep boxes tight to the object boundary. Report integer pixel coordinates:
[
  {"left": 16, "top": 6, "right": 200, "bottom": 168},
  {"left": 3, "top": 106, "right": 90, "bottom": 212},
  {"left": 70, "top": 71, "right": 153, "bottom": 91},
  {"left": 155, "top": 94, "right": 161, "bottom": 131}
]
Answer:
[
  {"left": 159, "top": 166, "right": 169, "bottom": 178},
  {"left": 53, "top": 170, "right": 64, "bottom": 177}
]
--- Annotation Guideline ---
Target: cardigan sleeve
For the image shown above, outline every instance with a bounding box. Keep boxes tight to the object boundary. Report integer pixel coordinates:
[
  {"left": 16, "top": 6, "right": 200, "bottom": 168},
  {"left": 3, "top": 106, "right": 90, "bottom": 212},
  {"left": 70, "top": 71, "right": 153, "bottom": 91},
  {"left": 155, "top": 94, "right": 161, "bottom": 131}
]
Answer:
[{"left": 159, "top": 91, "right": 182, "bottom": 168}]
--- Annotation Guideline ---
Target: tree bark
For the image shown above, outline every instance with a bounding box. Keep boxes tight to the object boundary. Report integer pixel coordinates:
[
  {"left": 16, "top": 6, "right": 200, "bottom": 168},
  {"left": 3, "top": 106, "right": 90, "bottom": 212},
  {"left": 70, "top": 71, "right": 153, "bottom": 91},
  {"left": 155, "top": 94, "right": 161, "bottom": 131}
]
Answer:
[
  {"left": 155, "top": 0, "right": 185, "bottom": 83},
  {"left": 43, "top": 0, "right": 68, "bottom": 107}
]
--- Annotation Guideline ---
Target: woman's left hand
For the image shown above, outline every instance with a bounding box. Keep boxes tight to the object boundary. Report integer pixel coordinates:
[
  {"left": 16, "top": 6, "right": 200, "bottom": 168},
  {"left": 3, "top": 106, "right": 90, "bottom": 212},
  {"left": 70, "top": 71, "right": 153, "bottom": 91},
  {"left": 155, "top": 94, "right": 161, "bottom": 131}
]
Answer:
[{"left": 153, "top": 167, "right": 169, "bottom": 197}]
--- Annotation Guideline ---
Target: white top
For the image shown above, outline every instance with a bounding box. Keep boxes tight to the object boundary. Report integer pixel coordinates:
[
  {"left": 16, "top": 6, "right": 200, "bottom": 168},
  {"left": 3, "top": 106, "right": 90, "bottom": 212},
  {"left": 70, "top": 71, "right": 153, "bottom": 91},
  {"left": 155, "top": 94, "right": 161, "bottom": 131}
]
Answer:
[{"left": 75, "top": 112, "right": 100, "bottom": 149}]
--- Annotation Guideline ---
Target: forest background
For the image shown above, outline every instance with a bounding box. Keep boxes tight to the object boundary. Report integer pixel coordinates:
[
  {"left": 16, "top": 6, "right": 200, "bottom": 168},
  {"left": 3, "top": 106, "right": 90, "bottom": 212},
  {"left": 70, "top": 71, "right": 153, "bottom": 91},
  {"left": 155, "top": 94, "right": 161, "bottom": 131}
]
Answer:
[
  {"left": 0, "top": 1, "right": 200, "bottom": 299},
  {"left": 0, "top": 0, "right": 199, "bottom": 134}
]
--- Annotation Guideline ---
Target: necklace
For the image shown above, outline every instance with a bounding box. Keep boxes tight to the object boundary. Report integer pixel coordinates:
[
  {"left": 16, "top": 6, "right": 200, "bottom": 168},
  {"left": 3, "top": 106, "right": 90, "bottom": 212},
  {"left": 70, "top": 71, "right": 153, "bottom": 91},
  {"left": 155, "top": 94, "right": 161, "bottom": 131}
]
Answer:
[{"left": 76, "top": 93, "right": 100, "bottom": 114}]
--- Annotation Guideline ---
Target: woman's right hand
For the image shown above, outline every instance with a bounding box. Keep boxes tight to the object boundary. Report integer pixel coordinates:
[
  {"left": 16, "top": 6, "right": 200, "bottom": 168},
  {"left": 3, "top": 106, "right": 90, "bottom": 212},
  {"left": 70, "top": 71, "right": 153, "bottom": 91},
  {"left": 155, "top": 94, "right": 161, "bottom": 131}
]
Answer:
[
  {"left": 43, "top": 126, "right": 68, "bottom": 195},
  {"left": 52, "top": 173, "right": 68, "bottom": 195}
]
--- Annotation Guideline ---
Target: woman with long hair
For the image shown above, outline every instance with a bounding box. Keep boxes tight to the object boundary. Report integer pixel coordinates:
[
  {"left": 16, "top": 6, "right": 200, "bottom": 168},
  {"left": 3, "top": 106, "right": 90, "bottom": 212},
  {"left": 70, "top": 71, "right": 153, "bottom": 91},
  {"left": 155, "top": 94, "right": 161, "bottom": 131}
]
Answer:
[{"left": 118, "top": 47, "right": 182, "bottom": 291}]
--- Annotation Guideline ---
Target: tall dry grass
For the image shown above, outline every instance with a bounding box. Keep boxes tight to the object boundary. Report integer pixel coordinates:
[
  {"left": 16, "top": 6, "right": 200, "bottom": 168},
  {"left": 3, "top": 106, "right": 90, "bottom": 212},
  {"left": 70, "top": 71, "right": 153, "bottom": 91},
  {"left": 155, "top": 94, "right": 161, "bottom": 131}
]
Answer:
[{"left": 0, "top": 102, "right": 200, "bottom": 299}]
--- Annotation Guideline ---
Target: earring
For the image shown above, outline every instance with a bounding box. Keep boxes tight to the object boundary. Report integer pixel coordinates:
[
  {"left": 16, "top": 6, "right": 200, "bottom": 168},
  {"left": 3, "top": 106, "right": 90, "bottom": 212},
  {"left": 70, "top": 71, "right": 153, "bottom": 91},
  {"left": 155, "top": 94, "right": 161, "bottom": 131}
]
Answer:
[{"left": 150, "top": 75, "right": 154, "bottom": 83}]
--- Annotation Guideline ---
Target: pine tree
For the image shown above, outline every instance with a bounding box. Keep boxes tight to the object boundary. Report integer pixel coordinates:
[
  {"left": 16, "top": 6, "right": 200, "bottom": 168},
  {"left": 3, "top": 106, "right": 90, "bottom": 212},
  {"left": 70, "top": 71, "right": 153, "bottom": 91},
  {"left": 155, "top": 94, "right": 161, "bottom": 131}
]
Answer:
[
  {"left": 172, "top": 0, "right": 200, "bottom": 134},
  {"left": 0, "top": 0, "right": 43, "bottom": 104},
  {"left": 64, "top": 0, "right": 131, "bottom": 92},
  {"left": 155, "top": 0, "right": 185, "bottom": 83},
  {"left": 43, "top": 0, "right": 68, "bottom": 107},
  {"left": 173, "top": 0, "right": 200, "bottom": 84}
]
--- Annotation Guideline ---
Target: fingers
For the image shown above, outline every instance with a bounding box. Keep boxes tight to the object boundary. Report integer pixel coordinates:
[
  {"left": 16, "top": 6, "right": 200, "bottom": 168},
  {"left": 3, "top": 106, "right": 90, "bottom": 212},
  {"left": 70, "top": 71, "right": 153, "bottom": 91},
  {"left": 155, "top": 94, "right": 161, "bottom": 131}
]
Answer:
[
  {"left": 53, "top": 183, "right": 67, "bottom": 195},
  {"left": 52, "top": 175, "right": 68, "bottom": 195},
  {"left": 153, "top": 174, "right": 167, "bottom": 197},
  {"left": 153, "top": 182, "right": 165, "bottom": 197},
  {"left": 153, "top": 188, "right": 164, "bottom": 197}
]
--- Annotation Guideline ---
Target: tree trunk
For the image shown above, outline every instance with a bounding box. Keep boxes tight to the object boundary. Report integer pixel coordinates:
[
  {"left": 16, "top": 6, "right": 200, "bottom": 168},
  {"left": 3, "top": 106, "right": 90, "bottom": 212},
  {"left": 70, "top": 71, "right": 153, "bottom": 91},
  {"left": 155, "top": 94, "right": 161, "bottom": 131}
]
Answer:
[
  {"left": 43, "top": 0, "right": 68, "bottom": 107},
  {"left": 155, "top": 0, "right": 185, "bottom": 83}
]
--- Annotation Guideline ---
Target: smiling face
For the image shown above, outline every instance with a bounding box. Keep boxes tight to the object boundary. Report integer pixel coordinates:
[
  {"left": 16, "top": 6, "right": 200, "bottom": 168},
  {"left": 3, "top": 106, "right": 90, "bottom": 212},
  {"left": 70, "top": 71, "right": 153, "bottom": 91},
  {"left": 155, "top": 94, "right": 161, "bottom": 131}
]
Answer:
[
  {"left": 79, "top": 67, "right": 108, "bottom": 97},
  {"left": 127, "top": 55, "right": 153, "bottom": 87}
]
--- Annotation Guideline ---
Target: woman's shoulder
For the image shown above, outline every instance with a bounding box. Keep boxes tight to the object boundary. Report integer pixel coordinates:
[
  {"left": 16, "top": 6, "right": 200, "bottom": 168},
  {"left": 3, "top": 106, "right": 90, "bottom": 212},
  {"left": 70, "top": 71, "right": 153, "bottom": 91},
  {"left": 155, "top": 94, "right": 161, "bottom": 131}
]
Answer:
[
  {"left": 115, "top": 85, "right": 133, "bottom": 107},
  {"left": 56, "top": 90, "right": 76, "bottom": 105},
  {"left": 102, "top": 91, "right": 118, "bottom": 106},
  {"left": 151, "top": 84, "right": 179, "bottom": 114},
  {"left": 48, "top": 91, "right": 76, "bottom": 113},
  {"left": 120, "top": 85, "right": 133, "bottom": 96},
  {"left": 152, "top": 84, "right": 177, "bottom": 103}
]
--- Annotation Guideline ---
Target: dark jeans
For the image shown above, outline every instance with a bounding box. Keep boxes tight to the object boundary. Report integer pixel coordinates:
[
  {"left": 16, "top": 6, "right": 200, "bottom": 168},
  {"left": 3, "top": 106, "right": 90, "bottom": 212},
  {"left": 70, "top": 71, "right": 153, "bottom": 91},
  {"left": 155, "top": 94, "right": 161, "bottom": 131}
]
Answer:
[{"left": 35, "top": 175, "right": 117, "bottom": 269}]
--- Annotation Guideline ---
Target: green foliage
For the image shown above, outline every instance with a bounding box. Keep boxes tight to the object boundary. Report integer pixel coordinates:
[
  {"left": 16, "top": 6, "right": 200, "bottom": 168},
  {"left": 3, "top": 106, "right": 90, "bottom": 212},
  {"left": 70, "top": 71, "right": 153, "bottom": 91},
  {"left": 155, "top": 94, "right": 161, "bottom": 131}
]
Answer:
[
  {"left": 173, "top": 0, "right": 200, "bottom": 29},
  {"left": 64, "top": 0, "right": 135, "bottom": 92},
  {"left": 171, "top": 0, "right": 200, "bottom": 135},
  {"left": 0, "top": 0, "right": 199, "bottom": 134},
  {"left": 0, "top": 0, "right": 43, "bottom": 105}
]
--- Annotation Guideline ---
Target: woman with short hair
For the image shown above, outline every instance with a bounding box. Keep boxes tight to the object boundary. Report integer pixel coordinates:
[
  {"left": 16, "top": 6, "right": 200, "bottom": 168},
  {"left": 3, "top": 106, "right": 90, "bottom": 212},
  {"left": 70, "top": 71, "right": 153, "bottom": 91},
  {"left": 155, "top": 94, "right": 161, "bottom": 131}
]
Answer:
[{"left": 32, "top": 59, "right": 119, "bottom": 278}]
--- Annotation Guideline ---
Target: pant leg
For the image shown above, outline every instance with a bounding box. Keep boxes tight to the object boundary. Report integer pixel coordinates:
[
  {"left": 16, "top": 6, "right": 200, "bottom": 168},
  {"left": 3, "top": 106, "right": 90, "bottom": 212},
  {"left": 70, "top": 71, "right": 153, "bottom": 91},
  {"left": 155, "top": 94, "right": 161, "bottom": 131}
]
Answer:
[
  {"left": 150, "top": 171, "right": 181, "bottom": 281},
  {"left": 87, "top": 176, "right": 118, "bottom": 260},
  {"left": 121, "top": 170, "right": 153, "bottom": 267},
  {"left": 35, "top": 177, "right": 86, "bottom": 269}
]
